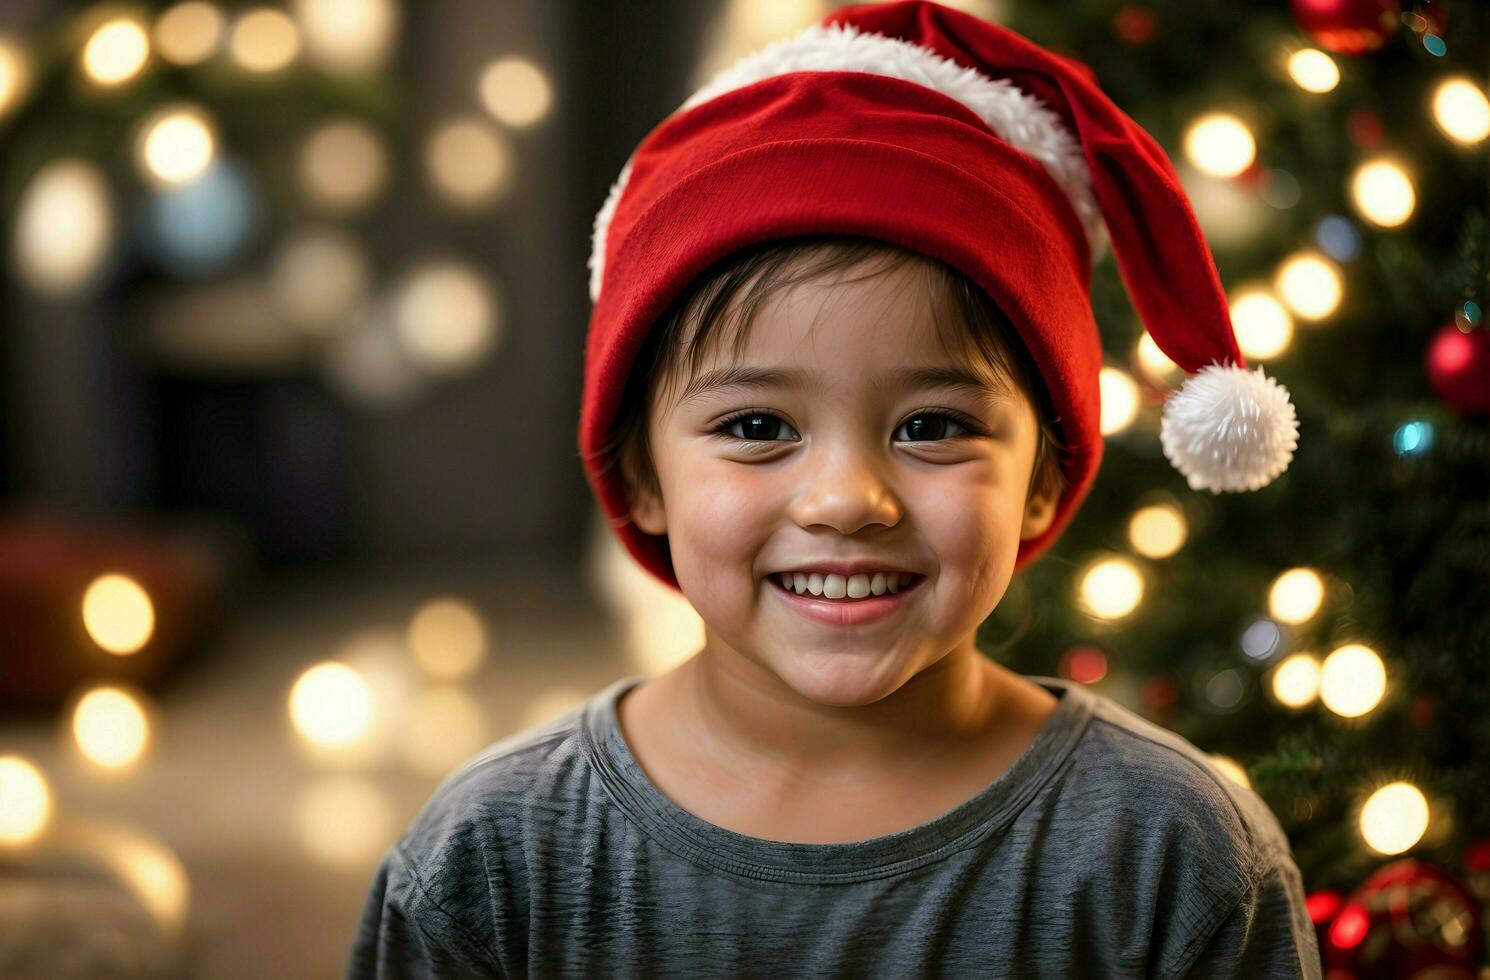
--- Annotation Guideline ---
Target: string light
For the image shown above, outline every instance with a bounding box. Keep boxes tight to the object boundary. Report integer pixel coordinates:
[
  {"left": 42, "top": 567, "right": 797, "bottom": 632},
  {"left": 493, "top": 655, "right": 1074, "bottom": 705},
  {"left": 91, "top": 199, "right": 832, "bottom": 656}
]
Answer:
[
  {"left": 1286, "top": 48, "right": 1340, "bottom": 94},
  {"left": 424, "top": 117, "right": 514, "bottom": 207},
  {"left": 135, "top": 104, "right": 217, "bottom": 185},
  {"left": 289, "top": 661, "right": 376, "bottom": 749},
  {"left": 1268, "top": 567, "right": 1326, "bottom": 625},
  {"left": 153, "top": 2, "right": 224, "bottom": 66},
  {"left": 81, "top": 17, "right": 151, "bottom": 87},
  {"left": 1432, "top": 77, "right": 1490, "bottom": 146},
  {"left": 1351, "top": 158, "right": 1416, "bottom": 227},
  {"left": 1183, "top": 112, "right": 1257, "bottom": 179},
  {"left": 1097, "top": 365, "right": 1140, "bottom": 434},
  {"left": 297, "top": 118, "right": 388, "bottom": 213},
  {"left": 406, "top": 598, "right": 488, "bottom": 681},
  {"left": 0, "top": 756, "right": 52, "bottom": 845},
  {"left": 1075, "top": 554, "right": 1145, "bottom": 622},
  {"left": 1229, "top": 287, "right": 1294, "bottom": 359},
  {"left": 229, "top": 7, "right": 300, "bottom": 73},
  {"left": 1270, "top": 653, "right": 1322, "bottom": 708},
  {"left": 72, "top": 686, "right": 152, "bottom": 769},
  {"left": 11, "top": 158, "right": 114, "bottom": 296},
  {"left": 1359, "top": 781, "right": 1430, "bottom": 855},
  {"left": 81, "top": 573, "right": 156, "bottom": 655},
  {"left": 1274, "top": 250, "right": 1344, "bottom": 321},
  {"left": 478, "top": 56, "right": 553, "bottom": 127},
  {"left": 1318, "top": 643, "right": 1387, "bottom": 718},
  {"left": 0, "top": 34, "right": 32, "bottom": 117},
  {"left": 1128, "top": 502, "right": 1187, "bottom": 559}
]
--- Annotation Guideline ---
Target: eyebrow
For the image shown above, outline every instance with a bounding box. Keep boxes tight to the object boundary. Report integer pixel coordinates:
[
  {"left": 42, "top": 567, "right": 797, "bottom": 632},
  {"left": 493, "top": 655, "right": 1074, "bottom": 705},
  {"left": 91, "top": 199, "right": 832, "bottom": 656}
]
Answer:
[{"left": 679, "top": 364, "right": 1016, "bottom": 407}]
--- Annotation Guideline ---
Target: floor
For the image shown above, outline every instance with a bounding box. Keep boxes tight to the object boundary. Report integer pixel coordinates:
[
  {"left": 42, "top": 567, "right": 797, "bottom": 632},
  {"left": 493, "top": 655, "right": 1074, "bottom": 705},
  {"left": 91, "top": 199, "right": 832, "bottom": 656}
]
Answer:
[{"left": 0, "top": 552, "right": 682, "bottom": 978}]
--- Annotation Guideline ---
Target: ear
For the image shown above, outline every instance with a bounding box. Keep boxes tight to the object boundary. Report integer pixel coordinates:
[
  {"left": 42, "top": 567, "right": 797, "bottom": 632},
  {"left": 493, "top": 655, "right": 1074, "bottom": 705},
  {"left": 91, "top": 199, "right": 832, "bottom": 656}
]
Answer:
[
  {"left": 1020, "top": 485, "right": 1059, "bottom": 542},
  {"left": 629, "top": 482, "right": 667, "bottom": 537}
]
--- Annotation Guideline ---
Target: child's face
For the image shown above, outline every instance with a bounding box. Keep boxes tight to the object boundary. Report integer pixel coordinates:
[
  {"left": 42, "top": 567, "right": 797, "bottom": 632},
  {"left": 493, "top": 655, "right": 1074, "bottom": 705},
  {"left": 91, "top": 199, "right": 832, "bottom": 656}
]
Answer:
[{"left": 629, "top": 257, "right": 1058, "bottom": 707}]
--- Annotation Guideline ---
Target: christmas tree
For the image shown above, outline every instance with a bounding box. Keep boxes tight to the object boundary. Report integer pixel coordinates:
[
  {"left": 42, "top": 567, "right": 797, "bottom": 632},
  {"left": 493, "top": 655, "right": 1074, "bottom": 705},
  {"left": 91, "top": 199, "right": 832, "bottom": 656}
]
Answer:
[{"left": 969, "top": 1, "right": 1490, "bottom": 973}]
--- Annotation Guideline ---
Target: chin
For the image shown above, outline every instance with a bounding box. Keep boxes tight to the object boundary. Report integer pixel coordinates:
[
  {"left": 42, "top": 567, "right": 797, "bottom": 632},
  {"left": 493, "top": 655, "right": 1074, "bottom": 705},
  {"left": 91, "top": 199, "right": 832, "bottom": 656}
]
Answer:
[{"left": 767, "top": 649, "right": 918, "bottom": 708}]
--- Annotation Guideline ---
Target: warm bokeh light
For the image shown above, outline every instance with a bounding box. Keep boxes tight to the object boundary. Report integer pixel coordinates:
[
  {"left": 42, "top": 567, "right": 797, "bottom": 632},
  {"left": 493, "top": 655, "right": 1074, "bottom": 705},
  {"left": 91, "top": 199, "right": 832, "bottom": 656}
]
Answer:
[
  {"left": 1076, "top": 555, "right": 1145, "bottom": 622},
  {"left": 136, "top": 105, "right": 217, "bottom": 185},
  {"left": 1269, "top": 567, "right": 1326, "bottom": 624},
  {"left": 11, "top": 158, "right": 114, "bottom": 296},
  {"left": 1229, "top": 287, "right": 1294, "bottom": 360},
  {"left": 478, "top": 56, "right": 554, "bottom": 127},
  {"left": 1274, "top": 251, "right": 1343, "bottom": 321},
  {"left": 1135, "top": 331, "right": 1181, "bottom": 382},
  {"left": 297, "top": 118, "right": 388, "bottom": 213},
  {"left": 1208, "top": 754, "right": 1252, "bottom": 789},
  {"left": 1183, "top": 112, "right": 1256, "bottom": 178},
  {"left": 100, "top": 824, "right": 192, "bottom": 934},
  {"left": 1359, "top": 781, "right": 1430, "bottom": 855},
  {"left": 1318, "top": 643, "right": 1387, "bottom": 718},
  {"left": 229, "top": 7, "right": 300, "bottom": 73},
  {"left": 82, "top": 17, "right": 151, "bottom": 86},
  {"left": 293, "top": 0, "right": 398, "bottom": 73},
  {"left": 289, "top": 661, "right": 376, "bottom": 749},
  {"left": 392, "top": 261, "right": 501, "bottom": 373},
  {"left": 153, "top": 2, "right": 224, "bottom": 66},
  {"left": 1287, "top": 48, "right": 1339, "bottom": 93},
  {"left": 268, "top": 226, "right": 370, "bottom": 335},
  {"left": 589, "top": 501, "right": 704, "bottom": 676},
  {"left": 81, "top": 572, "right": 156, "bottom": 655},
  {"left": 399, "top": 686, "right": 488, "bottom": 776},
  {"left": 1271, "top": 653, "right": 1322, "bottom": 708},
  {"left": 1432, "top": 77, "right": 1490, "bottom": 146},
  {"left": 1351, "top": 159, "right": 1415, "bottom": 227},
  {"left": 406, "top": 598, "right": 488, "bottom": 681},
  {"left": 1128, "top": 502, "right": 1187, "bottom": 559},
  {"left": 425, "top": 117, "right": 514, "bottom": 207},
  {"left": 73, "top": 686, "right": 152, "bottom": 769},
  {"left": 320, "top": 299, "right": 427, "bottom": 408},
  {"left": 1098, "top": 365, "right": 1140, "bottom": 435},
  {"left": 294, "top": 775, "right": 392, "bottom": 866},
  {"left": 0, "top": 756, "right": 52, "bottom": 846},
  {"left": 0, "top": 34, "right": 32, "bottom": 118}
]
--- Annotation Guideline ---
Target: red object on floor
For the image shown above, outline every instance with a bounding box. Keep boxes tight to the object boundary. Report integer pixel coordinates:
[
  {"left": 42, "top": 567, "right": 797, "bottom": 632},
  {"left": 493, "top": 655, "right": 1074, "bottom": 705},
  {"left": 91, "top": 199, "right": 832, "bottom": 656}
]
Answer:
[{"left": 0, "top": 511, "right": 249, "bottom": 712}]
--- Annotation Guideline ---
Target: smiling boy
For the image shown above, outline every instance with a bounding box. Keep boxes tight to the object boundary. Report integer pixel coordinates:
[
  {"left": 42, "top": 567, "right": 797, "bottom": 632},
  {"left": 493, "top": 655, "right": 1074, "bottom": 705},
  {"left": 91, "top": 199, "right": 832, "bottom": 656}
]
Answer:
[
  {"left": 348, "top": 3, "right": 1314, "bottom": 977},
  {"left": 614, "top": 238, "right": 1070, "bottom": 845}
]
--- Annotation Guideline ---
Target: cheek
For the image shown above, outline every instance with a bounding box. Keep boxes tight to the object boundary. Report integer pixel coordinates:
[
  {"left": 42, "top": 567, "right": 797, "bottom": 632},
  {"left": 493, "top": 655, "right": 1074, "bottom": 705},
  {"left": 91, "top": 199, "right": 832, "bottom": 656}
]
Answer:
[
  {"left": 671, "top": 463, "right": 777, "bottom": 567},
  {"left": 911, "top": 471, "right": 1022, "bottom": 592}
]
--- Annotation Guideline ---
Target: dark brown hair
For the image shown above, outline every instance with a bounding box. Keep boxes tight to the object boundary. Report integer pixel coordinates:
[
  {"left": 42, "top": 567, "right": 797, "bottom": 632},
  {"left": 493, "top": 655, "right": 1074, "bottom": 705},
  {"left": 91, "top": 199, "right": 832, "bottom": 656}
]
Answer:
[{"left": 594, "top": 234, "right": 1070, "bottom": 526}]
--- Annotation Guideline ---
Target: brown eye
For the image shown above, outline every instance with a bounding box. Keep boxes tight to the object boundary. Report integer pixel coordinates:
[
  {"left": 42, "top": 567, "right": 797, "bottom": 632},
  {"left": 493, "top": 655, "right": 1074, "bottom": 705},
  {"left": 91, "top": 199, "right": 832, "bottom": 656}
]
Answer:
[
  {"left": 894, "top": 411, "right": 979, "bottom": 442},
  {"left": 713, "top": 411, "right": 799, "bottom": 442}
]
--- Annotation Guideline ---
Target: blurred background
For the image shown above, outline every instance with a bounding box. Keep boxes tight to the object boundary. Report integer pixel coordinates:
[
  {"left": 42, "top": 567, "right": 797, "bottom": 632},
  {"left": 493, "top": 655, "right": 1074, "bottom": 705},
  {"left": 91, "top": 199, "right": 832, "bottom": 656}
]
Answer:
[{"left": 0, "top": 0, "right": 1487, "bottom": 977}]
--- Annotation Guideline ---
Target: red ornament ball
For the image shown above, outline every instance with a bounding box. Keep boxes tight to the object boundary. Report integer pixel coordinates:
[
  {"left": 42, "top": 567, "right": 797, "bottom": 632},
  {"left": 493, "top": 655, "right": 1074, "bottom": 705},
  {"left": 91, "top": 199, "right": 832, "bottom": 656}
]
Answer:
[
  {"left": 1323, "top": 859, "right": 1481, "bottom": 975},
  {"left": 1425, "top": 323, "right": 1490, "bottom": 416},
  {"left": 1290, "top": 0, "right": 1401, "bottom": 55},
  {"left": 1111, "top": 6, "right": 1157, "bottom": 45}
]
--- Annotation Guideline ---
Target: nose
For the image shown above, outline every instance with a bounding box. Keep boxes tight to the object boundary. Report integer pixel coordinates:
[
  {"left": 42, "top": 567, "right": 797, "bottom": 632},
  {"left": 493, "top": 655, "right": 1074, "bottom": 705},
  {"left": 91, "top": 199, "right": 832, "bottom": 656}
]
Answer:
[{"left": 787, "top": 443, "right": 904, "bottom": 535}]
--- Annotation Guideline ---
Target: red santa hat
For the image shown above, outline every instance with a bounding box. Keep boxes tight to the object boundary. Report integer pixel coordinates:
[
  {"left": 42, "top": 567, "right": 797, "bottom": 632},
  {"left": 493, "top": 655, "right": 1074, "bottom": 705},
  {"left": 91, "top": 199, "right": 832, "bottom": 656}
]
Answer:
[{"left": 580, "top": 0, "right": 1300, "bottom": 592}]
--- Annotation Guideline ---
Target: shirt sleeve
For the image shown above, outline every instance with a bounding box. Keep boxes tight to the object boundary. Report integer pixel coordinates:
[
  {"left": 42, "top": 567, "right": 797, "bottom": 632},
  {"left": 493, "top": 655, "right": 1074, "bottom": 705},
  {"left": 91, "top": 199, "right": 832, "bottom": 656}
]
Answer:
[
  {"left": 345, "top": 843, "right": 509, "bottom": 980},
  {"left": 1166, "top": 848, "right": 1324, "bottom": 980}
]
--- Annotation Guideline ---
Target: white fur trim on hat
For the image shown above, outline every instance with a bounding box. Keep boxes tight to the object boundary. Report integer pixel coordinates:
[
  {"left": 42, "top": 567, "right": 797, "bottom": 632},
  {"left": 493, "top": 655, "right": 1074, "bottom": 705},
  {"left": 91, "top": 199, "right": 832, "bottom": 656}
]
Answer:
[
  {"left": 1159, "top": 361, "right": 1300, "bottom": 493},
  {"left": 588, "top": 20, "right": 1107, "bottom": 304}
]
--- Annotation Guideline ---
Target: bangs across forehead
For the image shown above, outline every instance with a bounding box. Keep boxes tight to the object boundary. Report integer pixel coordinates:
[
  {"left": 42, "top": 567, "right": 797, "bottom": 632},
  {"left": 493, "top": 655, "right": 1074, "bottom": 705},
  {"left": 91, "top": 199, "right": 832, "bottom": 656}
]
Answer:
[{"left": 656, "top": 235, "right": 1031, "bottom": 412}]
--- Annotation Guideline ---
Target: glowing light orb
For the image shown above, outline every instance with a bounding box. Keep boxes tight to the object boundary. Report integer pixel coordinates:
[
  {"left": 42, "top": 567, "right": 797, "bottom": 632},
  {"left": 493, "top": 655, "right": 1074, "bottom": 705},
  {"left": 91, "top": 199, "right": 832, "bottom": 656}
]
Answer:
[
  {"left": 82, "top": 573, "right": 155, "bottom": 655},
  {"left": 1359, "top": 781, "right": 1429, "bottom": 855}
]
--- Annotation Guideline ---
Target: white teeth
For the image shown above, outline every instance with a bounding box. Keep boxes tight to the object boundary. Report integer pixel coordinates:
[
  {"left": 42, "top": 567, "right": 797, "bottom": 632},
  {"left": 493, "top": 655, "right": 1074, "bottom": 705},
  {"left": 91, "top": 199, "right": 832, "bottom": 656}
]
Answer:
[{"left": 777, "top": 570, "right": 918, "bottom": 599}]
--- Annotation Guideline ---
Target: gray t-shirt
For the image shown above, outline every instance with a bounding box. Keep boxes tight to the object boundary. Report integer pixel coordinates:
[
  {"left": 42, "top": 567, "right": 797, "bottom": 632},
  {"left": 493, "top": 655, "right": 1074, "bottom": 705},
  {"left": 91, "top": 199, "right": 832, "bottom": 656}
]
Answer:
[{"left": 347, "top": 673, "right": 1323, "bottom": 978}]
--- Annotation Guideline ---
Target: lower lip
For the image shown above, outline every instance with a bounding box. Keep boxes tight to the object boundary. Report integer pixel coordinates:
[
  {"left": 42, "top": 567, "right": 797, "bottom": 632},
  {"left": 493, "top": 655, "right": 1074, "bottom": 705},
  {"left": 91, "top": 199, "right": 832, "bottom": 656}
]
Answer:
[{"left": 767, "top": 574, "right": 926, "bottom": 626}]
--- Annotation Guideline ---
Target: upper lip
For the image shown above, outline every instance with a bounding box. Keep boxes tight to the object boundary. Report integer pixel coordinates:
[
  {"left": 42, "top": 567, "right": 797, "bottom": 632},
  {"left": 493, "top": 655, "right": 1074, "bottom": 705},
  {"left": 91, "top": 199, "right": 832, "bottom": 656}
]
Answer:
[{"left": 770, "top": 561, "right": 920, "bottom": 578}]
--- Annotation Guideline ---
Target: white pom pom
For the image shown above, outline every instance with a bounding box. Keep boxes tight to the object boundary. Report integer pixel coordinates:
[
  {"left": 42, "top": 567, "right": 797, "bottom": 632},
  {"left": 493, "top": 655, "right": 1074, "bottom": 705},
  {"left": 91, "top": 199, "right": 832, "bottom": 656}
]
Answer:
[{"left": 1159, "top": 361, "right": 1300, "bottom": 493}]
